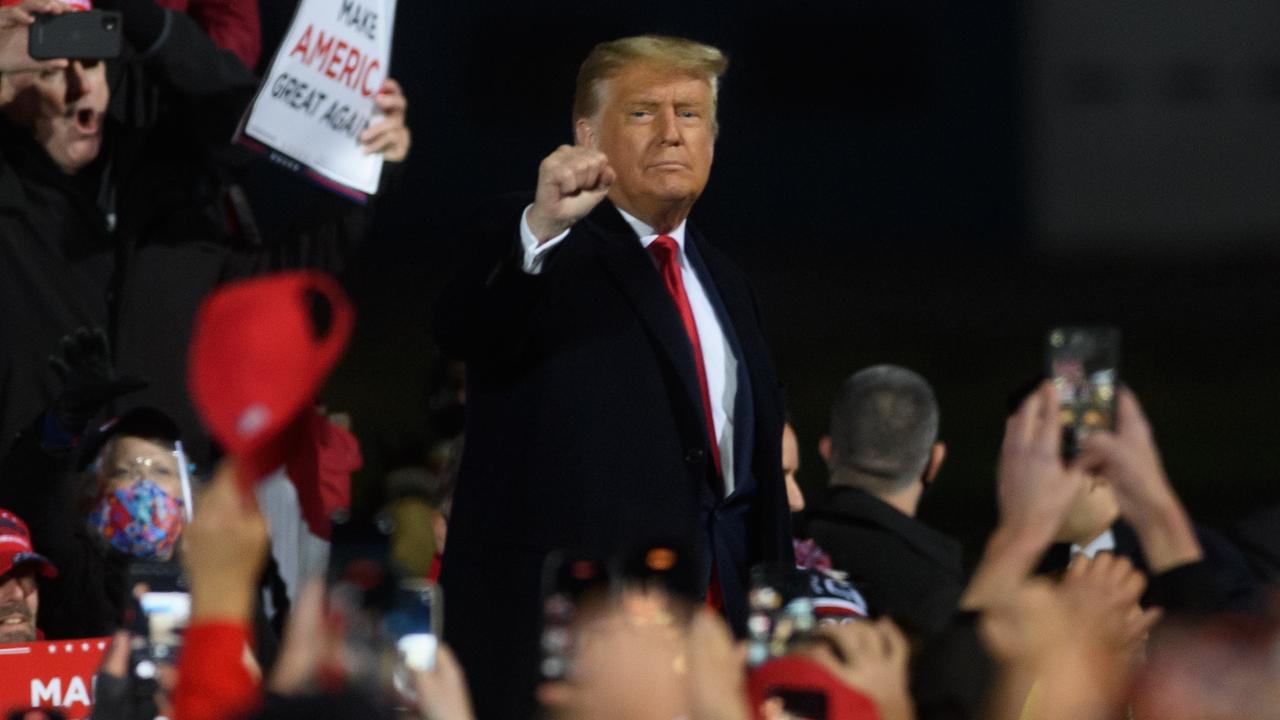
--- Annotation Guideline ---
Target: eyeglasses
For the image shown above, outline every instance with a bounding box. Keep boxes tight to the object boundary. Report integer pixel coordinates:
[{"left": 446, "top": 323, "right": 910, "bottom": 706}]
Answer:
[{"left": 102, "top": 455, "right": 178, "bottom": 484}]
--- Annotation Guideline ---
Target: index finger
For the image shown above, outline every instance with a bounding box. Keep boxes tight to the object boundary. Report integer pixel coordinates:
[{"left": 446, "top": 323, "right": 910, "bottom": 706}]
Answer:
[
  {"left": 1114, "top": 387, "right": 1153, "bottom": 442},
  {"left": 1033, "top": 381, "right": 1062, "bottom": 453},
  {"left": 1007, "top": 383, "right": 1045, "bottom": 447}
]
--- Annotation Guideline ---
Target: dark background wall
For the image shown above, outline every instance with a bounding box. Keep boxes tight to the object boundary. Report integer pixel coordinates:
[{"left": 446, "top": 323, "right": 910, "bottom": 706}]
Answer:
[{"left": 287, "top": 0, "right": 1280, "bottom": 560}]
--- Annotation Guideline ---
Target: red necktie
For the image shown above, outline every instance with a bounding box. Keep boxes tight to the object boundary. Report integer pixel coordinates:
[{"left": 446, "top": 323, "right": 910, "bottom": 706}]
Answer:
[
  {"left": 648, "top": 235, "right": 722, "bottom": 480},
  {"left": 648, "top": 234, "right": 725, "bottom": 612}
]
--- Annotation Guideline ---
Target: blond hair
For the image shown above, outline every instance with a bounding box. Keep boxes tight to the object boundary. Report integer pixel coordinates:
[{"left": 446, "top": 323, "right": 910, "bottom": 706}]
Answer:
[{"left": 573, "top": 35, "right": 728, "bottom": 132}]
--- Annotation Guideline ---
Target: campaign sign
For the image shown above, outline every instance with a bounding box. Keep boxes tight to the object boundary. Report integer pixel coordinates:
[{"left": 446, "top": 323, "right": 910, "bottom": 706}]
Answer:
[
  {"left": 0, "top": 638, "right": 110, "bottom": 719},
  {"left": 239, "top": 0, "right": 397, "bottom": 201}
]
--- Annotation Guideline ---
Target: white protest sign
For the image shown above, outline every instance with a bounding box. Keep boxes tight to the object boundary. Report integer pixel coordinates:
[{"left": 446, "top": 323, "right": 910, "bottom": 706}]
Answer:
[{"left": 240, "top": 0, "right": 397, "bottom": 198}]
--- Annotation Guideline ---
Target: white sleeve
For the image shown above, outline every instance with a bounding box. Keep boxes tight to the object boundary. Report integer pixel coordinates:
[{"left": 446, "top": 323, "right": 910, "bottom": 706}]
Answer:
[{"left": 519, "top": 205, "right": 571, "bottom": 275}]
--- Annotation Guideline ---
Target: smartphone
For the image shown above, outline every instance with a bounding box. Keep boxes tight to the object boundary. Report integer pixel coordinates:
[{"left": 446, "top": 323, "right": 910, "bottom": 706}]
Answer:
[
  {"left": 747, "top": 563, "right": 817, "bottom": 667},
  {"left": 325, "top": 516, "right": 397, "bottom": 694},
  {"left": 1046, "top": 327, "right": 1121, "bottom": 459},
  {"left": 539, "top": 551, "right": 611, "bottom": 681},
  {"left": 28, "top": 11, "right": 122, "bottom": 61},
  {"left": 124, "top": 560, "right": 190, "bottom": 679},
  {"left": 385, "top": 579, "right": 442, "bottom": 672}
]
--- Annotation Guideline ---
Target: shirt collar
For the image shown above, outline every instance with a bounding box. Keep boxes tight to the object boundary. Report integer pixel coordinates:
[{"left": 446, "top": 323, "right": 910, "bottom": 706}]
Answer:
[{"left": 615, "top": 206, "right": 687, "bottom": 251}]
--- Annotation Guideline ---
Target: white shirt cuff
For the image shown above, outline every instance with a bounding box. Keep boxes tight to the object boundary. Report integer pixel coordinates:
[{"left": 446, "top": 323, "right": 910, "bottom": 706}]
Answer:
[{"left": 519, "top": 205, "right": 571, "bottom": 275}]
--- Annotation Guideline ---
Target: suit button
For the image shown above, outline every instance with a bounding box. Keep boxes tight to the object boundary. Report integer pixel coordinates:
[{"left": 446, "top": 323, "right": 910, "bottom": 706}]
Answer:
[{"left": 684, "top": 448, "right": 705, "bottom": 465}]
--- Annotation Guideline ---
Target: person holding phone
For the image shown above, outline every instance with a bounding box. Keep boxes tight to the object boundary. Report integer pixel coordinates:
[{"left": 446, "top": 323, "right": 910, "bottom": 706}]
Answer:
[{"left": 0, "top": 0, "right": 72, "bottom": 77}]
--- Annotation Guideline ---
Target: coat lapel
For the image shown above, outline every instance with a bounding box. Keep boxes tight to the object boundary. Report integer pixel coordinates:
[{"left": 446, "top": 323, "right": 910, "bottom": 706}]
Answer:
[
  {"left": 691, "top": 228, "right": 781, "bottom": 492},
  {"left": 587, "top": 202, "right": 709, "bottom": 439},
  {"left": 684, "top": 230, "right": 757, "bottom": 499}
]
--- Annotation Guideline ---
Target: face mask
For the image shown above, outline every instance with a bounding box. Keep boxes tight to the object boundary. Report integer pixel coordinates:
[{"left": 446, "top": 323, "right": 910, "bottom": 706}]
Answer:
[{"left": 88, "top": 479, "right": 184, "bottom": 559}]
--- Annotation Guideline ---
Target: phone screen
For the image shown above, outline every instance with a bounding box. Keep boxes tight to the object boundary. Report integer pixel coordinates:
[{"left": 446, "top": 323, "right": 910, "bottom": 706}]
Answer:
[
  {"left": 138, "top": 591, "right": 191, "bottom": 660},
  {"left": 1047, "top": 327, "right": 1120, "bottom": 458},
  {"left": 747, "top": 564, "right": 817, "bottom": 667},
  {"left": 125, "top": 559, "right": 189, "bottom": 672},
  {"left": 385, "top": 581, "right": 440, "bottom": 672},
  {"left": 539, "top": 553, "right": 611, "bottom": 681}
]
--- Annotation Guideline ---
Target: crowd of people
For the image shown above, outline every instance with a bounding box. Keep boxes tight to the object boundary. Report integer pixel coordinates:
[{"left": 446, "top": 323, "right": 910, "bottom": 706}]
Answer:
[{"left": 1, "top": 3, "right": 1278, "bottom": 720}]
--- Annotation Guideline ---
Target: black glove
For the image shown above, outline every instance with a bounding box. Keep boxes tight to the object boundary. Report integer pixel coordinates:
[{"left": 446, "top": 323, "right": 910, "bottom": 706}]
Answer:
[{"left": 48, "top": 326, "right": 147, "bottom": 435}]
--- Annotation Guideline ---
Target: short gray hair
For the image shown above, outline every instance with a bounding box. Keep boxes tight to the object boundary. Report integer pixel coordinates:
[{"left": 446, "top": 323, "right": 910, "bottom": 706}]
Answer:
[{"left": 828, "top": 365, "right": 939, "bottom": 493}]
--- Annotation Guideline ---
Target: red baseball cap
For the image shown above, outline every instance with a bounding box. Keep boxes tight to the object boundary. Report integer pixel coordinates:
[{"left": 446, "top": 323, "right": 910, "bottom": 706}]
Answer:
[
  {"left": 0, "top": 509, "right": 57, "bottom": 579},
  {"left": 747, "top": 655, "right": 880, "bottom": 720},
  {"left": 188, "top": 271, "right": 354, "bottom": 485}
]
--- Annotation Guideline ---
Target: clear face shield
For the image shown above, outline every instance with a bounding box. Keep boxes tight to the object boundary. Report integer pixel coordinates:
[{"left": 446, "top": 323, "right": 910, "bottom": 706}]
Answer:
[
  {"left": 98, "top": 442, "right": 194, "bottom": 518},
  {"left": 89, "top": 439, "right": 194, "bottom": 558}
]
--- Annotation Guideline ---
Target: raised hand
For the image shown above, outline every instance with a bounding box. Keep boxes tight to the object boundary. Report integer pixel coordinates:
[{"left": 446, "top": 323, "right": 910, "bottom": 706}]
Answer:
[
  {"left": 0, "top": 0, "right": 68, "bottom": 76},
  {"left": 48, "top": 326, "right": 147, "bottom": 433},
  {"left": 964, "top": 382, "right": 1088, "bottom": 610},
  {"left": 996, "top": 381, "right": 1088, "bottom": 543},
  {"left": 182, "top": 461, "right": 269, "bottom": 622},
  {"left": 1078, "top": 389, "right": 1202, "bottom": 572},
  {"left": 413, "top": 645, "right": 477, "bottom": 720},
  {"left": 685, "top": 607, "right": 750, "bottom": 720},
  {"left": 802, "top": 618, "right": 914, "bottom": 720},
  {"left": 525, "top": 144, "right": 615, "bottom": 243},
  {"left": 1058, "top": 553, "right": 1161, "bottom": 660}
]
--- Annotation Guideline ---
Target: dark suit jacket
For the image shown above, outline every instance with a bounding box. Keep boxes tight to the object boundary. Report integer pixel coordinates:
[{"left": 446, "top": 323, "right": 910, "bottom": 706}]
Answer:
[
  {"left": 807, "top": 485, "right": 966, "bottom": 639},
  {"left": 433, "top": 197, "right": 791, "bottom": 720}
]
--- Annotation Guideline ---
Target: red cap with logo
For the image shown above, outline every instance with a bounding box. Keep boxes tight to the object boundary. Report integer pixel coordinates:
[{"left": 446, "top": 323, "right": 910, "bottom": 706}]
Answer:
[
  {"left": 188, "top": 271, "right": 354, "bottom": 487},
  {"left": 0, "top": 509, "right": 58, "bottom": 579}
]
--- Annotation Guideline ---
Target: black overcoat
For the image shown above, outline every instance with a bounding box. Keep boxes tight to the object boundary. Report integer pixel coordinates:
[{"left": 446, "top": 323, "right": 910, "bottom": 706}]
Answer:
[{"left": 434, "top": 197, "right": 793, "bottom": 719}]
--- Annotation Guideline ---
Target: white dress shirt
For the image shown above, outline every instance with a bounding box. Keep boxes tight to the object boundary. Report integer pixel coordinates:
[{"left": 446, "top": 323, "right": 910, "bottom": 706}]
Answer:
[{"left": 519, "top": 205, "right": 740, "bottom": 494}]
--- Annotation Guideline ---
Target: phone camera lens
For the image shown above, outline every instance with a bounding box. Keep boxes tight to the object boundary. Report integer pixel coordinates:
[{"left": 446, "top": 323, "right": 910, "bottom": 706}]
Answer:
[{"left": 104, "top": 18, "right": 117, "bottom": 30}]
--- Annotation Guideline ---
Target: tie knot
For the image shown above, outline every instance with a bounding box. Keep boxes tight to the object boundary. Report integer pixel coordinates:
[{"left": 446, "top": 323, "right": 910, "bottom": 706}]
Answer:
[{"left": 648, "top": 234, "right": 679, "bottom": 264}]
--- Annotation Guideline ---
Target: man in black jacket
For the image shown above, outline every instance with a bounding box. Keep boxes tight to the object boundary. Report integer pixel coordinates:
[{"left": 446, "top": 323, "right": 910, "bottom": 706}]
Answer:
[
  {"left": 434, "top": 35, "right": 792, "bottom": 720},
  {"left": 807, "top": 365, "right": 963, "bottom": 640}
]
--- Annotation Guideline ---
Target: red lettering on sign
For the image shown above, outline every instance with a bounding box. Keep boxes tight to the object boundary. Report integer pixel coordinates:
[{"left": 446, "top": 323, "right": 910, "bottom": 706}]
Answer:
[
  {"left": 312, "top": 32, "right": 335, "bottom": 66},
  {"left": 337, "top": 44, "right": 361, "bottom": 87},
  {"left": 360, "top": 59, "right": 381, "bottom": 97},
  {"left": 286, "top": 23, "right": 382, "bottom": 96},
  {"left": 324, "top": 40, "right": 348, "bottom": 79},
  {"left": 288, "top": 24, "right": 313, "bottom": 60}
]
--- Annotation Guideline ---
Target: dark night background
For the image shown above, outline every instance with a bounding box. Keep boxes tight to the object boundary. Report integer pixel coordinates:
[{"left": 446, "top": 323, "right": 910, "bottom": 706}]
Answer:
[{"left": 273, "top": 0, "right": 1280, "bottom": 561}]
